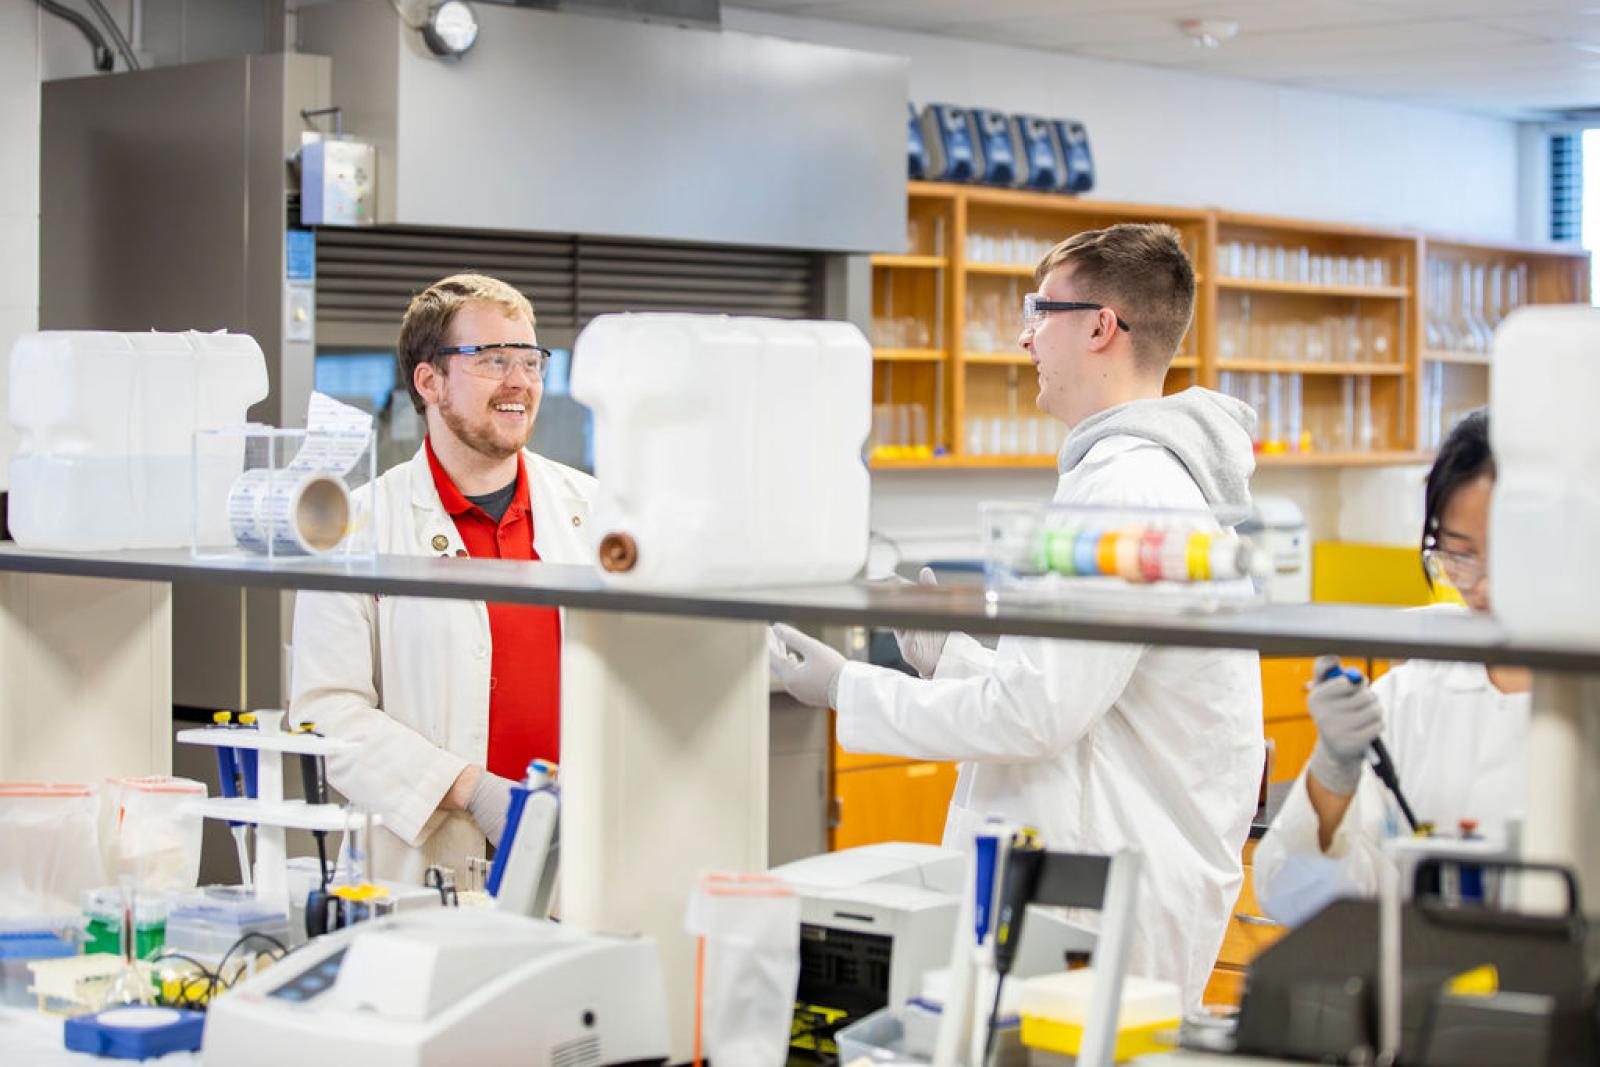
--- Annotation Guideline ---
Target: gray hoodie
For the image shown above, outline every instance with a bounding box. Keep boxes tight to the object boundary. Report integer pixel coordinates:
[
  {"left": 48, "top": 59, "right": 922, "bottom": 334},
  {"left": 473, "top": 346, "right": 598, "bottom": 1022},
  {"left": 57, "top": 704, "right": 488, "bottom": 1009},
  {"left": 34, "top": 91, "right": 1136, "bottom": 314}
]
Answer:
[{"left": 1060, "top": 386, "right": 1257, "bottom": 524}]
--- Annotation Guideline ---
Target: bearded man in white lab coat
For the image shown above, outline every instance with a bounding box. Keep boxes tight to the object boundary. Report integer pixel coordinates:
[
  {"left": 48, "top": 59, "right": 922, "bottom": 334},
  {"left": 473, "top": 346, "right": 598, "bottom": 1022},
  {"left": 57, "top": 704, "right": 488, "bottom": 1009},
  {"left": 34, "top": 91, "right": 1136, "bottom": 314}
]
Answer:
[
  {"left": 771, "top": 224, "right": 1264, "bottom": 1008},
  {"left": 291, "top": 274, "right": 596, "bottom": 884}
]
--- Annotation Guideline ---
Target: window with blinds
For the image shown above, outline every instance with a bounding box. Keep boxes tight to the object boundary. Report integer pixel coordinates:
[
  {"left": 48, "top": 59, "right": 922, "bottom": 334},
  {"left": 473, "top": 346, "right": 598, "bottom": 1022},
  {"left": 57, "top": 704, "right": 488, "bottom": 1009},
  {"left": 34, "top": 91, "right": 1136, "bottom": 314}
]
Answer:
[
  {"left": 1551, "top": 132, "right": 1582, "bottom": 244},
  {"left": 313, "top": 226, "right": 823, "bottom": 348}
]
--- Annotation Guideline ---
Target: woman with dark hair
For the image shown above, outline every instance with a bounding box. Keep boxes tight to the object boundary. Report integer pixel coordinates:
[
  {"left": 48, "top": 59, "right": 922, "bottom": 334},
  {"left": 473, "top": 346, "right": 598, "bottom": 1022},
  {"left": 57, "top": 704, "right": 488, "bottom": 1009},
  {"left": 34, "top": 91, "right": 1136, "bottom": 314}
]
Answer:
[{"left": 1253, "top": 409, "right": 1530, "bottom": 924}]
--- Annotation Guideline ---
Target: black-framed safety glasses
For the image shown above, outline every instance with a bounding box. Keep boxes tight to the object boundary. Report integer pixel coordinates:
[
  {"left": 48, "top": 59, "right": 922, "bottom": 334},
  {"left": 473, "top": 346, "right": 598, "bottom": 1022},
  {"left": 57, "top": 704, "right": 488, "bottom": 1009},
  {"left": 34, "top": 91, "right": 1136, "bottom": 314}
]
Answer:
[{"left": 1022, "top": 292, "right": 1132, "bottom": 333}]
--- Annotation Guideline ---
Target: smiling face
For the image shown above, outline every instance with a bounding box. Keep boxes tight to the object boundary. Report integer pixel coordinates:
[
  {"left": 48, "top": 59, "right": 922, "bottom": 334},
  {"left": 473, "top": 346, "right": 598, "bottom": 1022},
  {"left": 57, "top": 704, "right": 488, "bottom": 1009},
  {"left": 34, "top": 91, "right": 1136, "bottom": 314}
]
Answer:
[
  {"left": 1018, "top": 265, "right": 1124, "bottom": 426},
  {"left": 415, "top": 300, "right": 543, "bottom": 462}
]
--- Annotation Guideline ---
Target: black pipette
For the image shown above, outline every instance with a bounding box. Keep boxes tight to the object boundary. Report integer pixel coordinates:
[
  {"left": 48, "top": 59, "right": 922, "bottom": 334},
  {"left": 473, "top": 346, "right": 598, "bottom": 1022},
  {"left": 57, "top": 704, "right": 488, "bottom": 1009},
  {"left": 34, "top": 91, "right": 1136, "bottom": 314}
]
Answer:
[{"left": 1320, "top": 664, "right": 1420, "bottom": 832}]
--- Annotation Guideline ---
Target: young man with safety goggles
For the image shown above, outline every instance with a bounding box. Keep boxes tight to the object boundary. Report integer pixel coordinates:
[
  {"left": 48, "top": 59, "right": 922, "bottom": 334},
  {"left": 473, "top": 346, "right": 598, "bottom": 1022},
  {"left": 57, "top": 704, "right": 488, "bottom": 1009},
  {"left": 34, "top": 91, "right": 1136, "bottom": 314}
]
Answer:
[{"left": 771, "top": 224, "right": 1264, "bottom": 1008}]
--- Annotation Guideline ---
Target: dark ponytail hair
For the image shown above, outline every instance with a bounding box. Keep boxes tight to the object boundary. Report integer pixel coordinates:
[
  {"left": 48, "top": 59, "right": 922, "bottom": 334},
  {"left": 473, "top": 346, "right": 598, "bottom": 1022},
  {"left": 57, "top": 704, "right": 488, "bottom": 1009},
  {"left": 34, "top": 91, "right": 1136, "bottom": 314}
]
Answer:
[{"left": 1421, "top": 408, "right": 1494, "bottom": 585}]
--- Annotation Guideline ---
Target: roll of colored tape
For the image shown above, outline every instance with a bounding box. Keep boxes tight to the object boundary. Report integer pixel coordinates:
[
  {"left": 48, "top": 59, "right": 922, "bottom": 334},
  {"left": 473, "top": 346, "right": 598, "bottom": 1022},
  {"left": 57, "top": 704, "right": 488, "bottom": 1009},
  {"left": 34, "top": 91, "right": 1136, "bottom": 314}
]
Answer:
[
  {"left": 1073, "top": 529, "right": 1101, "bottom": 576},
  {"left": 1185, "top": 532, "right": 1212, "bottom": 581},
  {"left": 1114, "top": 528, "right": 1144, "bottom": 581},
  {"left": 1095, "top": 531, "right": 1121, "bottom": 577},
  {"left": 1139, "top": 527, "right": 1166, "bottom": 582}
]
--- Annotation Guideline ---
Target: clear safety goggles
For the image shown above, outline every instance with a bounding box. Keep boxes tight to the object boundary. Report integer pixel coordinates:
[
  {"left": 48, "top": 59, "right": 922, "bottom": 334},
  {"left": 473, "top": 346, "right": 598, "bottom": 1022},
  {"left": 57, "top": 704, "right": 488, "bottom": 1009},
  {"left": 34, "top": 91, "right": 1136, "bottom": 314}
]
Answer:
[
  {"left": 436, "top": 342, "right": 551, "bottom": 382},
  {"left": 1021, "top": 292, "right": 1131, "bottom": 333},
  {"left": 1422, "top": 546, "right": 1486, "bottom": 591}
]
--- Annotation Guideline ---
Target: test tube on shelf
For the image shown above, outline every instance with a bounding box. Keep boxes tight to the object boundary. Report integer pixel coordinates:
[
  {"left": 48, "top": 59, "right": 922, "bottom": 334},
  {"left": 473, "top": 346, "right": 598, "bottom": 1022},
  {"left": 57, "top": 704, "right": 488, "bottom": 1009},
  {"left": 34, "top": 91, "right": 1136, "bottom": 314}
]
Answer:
[
  {"left": 1356, "top": 375, "right": 1374, "bottom": 452},
  {"left": 1262, "top": 372, "right": 1282, "bottom": 451},
  {"left": 1286, "top": 374, "right": 1304, "bottom": 452},
  {"left": 1340, "top": 376, "right": 1356, "bottom": 451}
]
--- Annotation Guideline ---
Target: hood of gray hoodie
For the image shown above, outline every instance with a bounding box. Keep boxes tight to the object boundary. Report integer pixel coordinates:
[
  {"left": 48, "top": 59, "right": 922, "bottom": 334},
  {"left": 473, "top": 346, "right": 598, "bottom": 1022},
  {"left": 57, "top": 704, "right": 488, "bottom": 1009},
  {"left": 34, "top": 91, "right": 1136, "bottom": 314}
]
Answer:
[{"left": 1060, "top": 387, "right": 1257, "bottom": 524}]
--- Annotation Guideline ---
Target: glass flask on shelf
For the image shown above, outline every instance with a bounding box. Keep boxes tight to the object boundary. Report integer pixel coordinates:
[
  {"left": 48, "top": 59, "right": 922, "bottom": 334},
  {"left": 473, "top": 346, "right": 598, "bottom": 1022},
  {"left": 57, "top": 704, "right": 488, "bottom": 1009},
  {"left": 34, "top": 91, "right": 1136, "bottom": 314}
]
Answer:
[
  {"left": 1424, "top": 261, "right": 1447, "bottom": 351},
  {"left": 1468, "top": 264, "right": 1493, "bottom": 352}
]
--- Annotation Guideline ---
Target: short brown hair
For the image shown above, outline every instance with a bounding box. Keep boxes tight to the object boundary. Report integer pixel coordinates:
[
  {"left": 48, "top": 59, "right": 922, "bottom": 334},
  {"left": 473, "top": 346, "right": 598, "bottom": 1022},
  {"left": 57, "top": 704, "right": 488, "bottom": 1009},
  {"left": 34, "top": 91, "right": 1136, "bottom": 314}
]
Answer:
[
  {"left": 1033, "top": 223, "right": 1195, "bottom": 374},
  {"left": 397, "top": 273, "right": 537, "bottom": 413}
]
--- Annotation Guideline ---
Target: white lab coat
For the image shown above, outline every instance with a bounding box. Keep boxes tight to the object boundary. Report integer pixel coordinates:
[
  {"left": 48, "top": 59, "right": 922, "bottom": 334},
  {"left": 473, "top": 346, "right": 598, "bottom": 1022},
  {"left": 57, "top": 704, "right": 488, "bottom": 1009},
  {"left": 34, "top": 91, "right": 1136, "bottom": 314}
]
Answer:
[
  {"left": 1254, "top": 635, "right": 1530, "bottom": 926},
  {"left": 290, "top": 444, "right": 596, "bottom": 885},
  {"left": 835, "top": 435, "right": 1264, "bottom": 1009}
]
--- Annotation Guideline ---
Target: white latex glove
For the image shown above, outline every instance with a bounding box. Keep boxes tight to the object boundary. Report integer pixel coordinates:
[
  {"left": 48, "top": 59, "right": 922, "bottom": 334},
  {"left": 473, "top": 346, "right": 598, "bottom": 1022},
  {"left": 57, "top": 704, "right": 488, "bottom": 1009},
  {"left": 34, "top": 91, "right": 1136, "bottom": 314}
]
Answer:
[
  {"left": 892, "top": 566, "right": 949, "bottom": 678},
  {"left": 1305, "top": 654, "right": 1382, "bottom": 797},
  {"left": 466, "top": 769, "right": 518, "bottom": 847},
  {"left": 767, "top": 623, "right": 847, "bottom": 709}
]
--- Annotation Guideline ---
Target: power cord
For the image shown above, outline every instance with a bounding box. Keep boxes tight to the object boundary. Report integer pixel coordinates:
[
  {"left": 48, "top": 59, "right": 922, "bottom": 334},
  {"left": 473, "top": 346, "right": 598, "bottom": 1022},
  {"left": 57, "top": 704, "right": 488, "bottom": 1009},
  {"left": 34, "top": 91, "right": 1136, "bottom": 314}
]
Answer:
[
  {"left": 81, "top": 0, "right": 140, "bottom": 71},
  {"left": 34, "top": 0, "right": 113, "bottom": 71}
]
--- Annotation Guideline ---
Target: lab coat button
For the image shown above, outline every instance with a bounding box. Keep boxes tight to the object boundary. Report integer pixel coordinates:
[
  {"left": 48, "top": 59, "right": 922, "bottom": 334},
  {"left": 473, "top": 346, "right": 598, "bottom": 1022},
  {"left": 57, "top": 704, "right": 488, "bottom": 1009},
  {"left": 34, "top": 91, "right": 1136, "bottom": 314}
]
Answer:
[
  {"left": 571, "top": 515, "right": 581, "bottom": 527},
  {"left": 431, "top": 534, "right": 449, "bottom": 551}
]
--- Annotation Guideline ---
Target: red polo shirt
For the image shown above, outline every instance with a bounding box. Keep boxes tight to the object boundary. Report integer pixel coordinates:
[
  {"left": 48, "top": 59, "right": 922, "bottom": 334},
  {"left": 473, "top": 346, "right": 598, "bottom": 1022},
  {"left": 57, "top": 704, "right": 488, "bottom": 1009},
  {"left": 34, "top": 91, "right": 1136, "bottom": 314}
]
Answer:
[{"left": 426, "top": 438, "right": 561, "bottom": 780}]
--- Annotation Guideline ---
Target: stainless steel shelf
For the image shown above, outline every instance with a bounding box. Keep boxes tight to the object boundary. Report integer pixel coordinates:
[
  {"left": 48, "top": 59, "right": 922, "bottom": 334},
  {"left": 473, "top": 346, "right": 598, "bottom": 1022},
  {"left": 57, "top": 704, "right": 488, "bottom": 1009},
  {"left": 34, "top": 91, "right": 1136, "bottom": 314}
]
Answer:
[{"left": 0, "top": 544, "right": 1595, "bottom": 670}]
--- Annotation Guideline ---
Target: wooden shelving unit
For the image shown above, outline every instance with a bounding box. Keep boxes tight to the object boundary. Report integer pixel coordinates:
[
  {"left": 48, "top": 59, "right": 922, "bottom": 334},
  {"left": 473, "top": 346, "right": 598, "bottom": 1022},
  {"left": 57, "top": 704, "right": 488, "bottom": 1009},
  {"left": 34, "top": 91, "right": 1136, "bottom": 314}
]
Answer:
[
  {"left": 1422, "top": 349, "right": 1491, "bottom": 366},
  {"left": 869, "top": 185, "right": 1593, "bottom": 471},
  {"left": 1416, "top": 234, "right": 1589, "bottom": 449},
  {"left": 868, "top": 182, "right": 1209, "bottom": 469},
  {"left": 872, "top": 348, "right": 946, "bottom": 362},
  {"left": 1217, "top": 360, "right": 1406, "bottom": 376}
]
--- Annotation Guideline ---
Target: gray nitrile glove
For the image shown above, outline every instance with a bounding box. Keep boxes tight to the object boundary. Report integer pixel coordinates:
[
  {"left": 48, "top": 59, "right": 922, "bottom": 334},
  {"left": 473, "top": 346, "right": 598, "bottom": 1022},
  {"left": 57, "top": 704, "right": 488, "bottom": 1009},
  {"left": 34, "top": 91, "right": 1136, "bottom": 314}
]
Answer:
[
  {"left": 767, "top": 623, "right": 848, "bottom": 709},
  {"left": 891, "top": 567, "right": 950, "bottom": 678},
  {"left": 1305, "top": 654, "right": 1383, "bottom": 797},
  {"left": 466, "top": 769, "right": 517, "bottom": 848}
]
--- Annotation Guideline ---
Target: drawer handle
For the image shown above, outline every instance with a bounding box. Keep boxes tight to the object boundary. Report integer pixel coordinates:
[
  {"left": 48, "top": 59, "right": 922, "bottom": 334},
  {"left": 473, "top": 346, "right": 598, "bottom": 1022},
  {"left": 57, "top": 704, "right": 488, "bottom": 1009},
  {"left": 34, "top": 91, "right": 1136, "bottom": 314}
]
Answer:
[{"left": 1235, "top": 913, "right": 1280, "bottom": 928}]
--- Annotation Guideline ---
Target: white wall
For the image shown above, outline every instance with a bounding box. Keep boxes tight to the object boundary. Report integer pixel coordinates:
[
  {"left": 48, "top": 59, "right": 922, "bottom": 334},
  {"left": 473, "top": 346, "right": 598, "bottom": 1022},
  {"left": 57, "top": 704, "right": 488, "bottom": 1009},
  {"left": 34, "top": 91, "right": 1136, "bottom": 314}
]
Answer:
[
  {"left": 725, "top": 7, "right": 1520, "bottom": 240},
  {"left": 0, "top": 3, "right": 42, "bottom": 492}
]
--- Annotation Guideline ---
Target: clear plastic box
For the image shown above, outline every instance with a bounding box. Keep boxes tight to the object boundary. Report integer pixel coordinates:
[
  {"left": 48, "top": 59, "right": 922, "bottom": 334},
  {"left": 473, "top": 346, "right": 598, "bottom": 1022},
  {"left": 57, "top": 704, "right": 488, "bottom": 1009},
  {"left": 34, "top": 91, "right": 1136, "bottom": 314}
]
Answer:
[
  {"left": 981, "top": 503, "right": 1267, "bottom": 613},
  {"left": 834, "top": 1007, "right": 926, "bottom": 1065},
  {"left": 191, "top": 425, "right": 377, "bottom": 562},
  {"left": 834, "top": 1005, "right": 1026, "bottom": 1067},
  {"left": 0, "top": 931, "right": 78, "bottom": 1008},
  {"left": 164, "top": 887, "right": 290, "bottom": 964}
]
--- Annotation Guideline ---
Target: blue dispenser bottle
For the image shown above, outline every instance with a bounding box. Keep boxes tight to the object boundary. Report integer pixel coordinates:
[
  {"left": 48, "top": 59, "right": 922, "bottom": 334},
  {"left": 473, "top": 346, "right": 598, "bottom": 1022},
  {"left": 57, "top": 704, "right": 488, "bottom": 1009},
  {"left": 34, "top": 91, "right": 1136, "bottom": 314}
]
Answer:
[
  {"left": 920, "top": 104, "right": 976, "bottom": 182},
  {"left": 967, "top": 108, "right": 1019, "bottom": 186},
  {"left": 907, "top": 102, "right": 927, "bottom": 180},
  {"left": 1012, "top": 114, "right": 1065, "bottom": 192},
  {"left": 1052, "top": 120, "right": 1096, "bottom": 194}
]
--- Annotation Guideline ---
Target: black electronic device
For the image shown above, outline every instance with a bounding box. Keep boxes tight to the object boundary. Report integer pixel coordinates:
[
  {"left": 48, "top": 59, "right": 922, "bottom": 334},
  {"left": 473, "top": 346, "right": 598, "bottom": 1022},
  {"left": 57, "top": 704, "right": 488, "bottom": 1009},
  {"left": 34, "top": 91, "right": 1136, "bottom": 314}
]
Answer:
[{"left": 1234, "top": 860, "right": 1599, "bottom": 1066}]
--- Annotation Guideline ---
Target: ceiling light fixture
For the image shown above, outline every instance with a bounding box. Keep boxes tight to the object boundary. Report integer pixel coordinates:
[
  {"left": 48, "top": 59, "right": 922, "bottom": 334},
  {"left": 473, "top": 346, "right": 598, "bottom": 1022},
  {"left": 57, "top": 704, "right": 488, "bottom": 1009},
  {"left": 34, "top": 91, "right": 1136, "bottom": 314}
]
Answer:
[
  {"left": 1179, "top": 18, "right": 1240, "bottom": 49},
  {"left": 423, "top": 0, "right": 480, "bottom": 57}
]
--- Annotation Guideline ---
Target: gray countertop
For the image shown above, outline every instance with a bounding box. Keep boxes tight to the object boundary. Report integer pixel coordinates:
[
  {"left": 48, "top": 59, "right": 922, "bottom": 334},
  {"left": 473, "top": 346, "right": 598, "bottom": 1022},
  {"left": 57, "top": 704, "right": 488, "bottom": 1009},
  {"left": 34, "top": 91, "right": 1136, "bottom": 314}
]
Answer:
[{"left": 1, "top": 543, "right": 1597, "bottom": 670}]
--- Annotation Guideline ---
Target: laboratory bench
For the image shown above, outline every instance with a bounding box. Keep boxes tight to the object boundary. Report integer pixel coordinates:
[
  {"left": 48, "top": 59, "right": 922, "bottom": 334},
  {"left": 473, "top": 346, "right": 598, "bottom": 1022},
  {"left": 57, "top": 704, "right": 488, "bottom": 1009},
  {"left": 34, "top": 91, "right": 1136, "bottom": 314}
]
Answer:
[{"left": 0, "top": 543, "right": 1597, "bottom": 1062}]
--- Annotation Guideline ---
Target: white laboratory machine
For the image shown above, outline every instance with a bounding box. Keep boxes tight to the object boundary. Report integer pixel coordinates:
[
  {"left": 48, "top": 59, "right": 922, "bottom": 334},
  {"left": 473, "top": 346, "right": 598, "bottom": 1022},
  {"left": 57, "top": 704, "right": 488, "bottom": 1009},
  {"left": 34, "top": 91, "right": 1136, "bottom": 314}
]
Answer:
[
  {"left": 775, "top": 843, "right": 1096, "bottom": 1052},
  {"left": 1245, "top": 496, "right": 1311, "bottom": 603},
  {"left": 202, "top": 908, "right": 670, "bottom": 1066}
]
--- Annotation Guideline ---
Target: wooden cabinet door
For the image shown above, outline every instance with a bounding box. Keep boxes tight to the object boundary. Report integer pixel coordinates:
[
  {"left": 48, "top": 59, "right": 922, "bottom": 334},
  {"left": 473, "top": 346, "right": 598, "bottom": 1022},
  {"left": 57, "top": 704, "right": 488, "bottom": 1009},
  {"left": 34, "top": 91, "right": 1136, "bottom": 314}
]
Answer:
[{"left": 832, "top": 761, "right": 958, "bottom": 850}]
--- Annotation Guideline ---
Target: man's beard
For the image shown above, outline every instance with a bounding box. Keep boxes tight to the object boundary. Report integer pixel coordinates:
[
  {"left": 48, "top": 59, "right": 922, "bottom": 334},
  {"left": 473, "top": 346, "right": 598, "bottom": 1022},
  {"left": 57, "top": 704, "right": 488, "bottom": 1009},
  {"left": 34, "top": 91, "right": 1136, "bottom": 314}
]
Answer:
[{"left": 438, "top": 391, "right": 533, "bottom": 461}]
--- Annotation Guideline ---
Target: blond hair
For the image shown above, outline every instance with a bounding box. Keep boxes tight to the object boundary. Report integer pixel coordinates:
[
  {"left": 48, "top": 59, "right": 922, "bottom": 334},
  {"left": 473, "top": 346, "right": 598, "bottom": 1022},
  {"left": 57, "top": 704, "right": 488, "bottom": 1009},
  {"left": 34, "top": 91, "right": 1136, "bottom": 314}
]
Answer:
[
  {"left": 1033, "top": 223, "right": 1195, "bottom": 374},
  {"left": 397, "top": 273, "right": 537, "bottom": 413}
]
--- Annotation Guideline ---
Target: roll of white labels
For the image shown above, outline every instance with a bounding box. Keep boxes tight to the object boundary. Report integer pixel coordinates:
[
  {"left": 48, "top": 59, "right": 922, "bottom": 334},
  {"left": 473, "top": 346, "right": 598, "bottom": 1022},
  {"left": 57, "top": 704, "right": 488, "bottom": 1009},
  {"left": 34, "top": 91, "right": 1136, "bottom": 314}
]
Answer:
[
  {"left": 228, "top": 469, "right": 352, "bottom": 555},
  {"left": 228, "top": 392, "right": 370, "bottom": 556}
]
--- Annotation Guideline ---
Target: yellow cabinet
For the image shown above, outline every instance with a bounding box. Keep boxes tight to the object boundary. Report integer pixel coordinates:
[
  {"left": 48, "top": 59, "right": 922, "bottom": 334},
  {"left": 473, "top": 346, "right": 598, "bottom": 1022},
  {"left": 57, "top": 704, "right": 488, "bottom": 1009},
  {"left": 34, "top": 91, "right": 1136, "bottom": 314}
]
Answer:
[{"left": 831, "top": 760, "right": 958, "bottom": 851}]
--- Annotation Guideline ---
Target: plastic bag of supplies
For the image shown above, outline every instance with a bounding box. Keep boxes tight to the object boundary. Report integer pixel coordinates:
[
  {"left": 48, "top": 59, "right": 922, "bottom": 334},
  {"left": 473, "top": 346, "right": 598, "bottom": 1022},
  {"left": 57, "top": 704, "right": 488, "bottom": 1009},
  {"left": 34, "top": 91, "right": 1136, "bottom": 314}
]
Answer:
[
  {"left": 684, "top": 872, "right": 801, "bottom": 1067},
  {"left": 0, "top": 783, "right": 106, "bottom": 924},
  {"left": 100, "top": 776, "right": 207, "bottom": 891}
]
